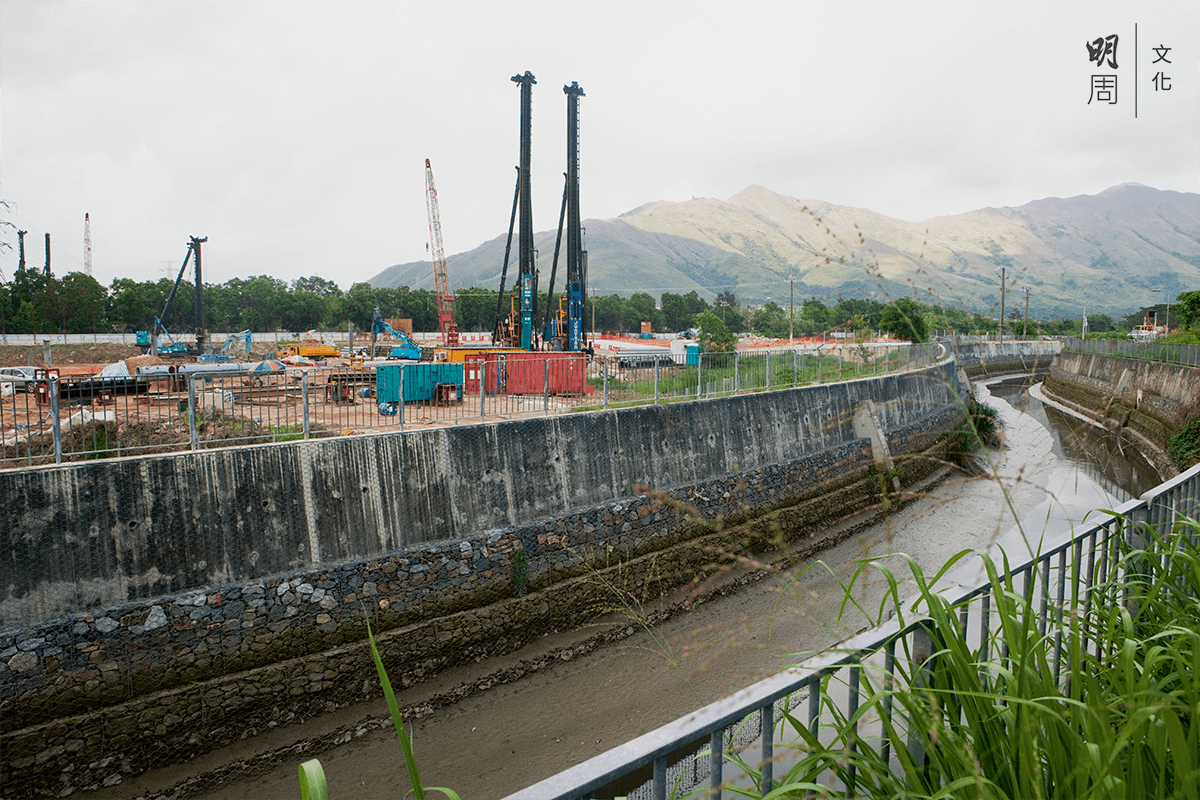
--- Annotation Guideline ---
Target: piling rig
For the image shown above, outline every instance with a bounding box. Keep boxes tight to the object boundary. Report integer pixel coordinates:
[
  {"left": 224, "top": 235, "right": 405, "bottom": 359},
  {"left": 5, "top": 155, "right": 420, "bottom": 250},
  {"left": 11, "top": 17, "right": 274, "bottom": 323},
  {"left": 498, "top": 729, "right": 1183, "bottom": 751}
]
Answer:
[
  {"left": 493, "top": 71, "right": 538, "bottom": 350},
  {"left": 540, "top": 82, "right": 588, "bottom": 352},
  {"left": 150, "top": 236, "right": 207, "bottom": 357}
]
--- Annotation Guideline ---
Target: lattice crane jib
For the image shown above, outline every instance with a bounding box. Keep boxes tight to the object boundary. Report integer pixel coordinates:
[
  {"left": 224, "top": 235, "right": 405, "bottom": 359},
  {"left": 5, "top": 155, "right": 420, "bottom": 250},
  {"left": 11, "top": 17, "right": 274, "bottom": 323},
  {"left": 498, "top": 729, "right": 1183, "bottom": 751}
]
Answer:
[
  {"left": 84, "top": 213, "right": 93, "bottom": 277},
  {"left": 425, "top": 159, "right": 459, "bottom": 347}
]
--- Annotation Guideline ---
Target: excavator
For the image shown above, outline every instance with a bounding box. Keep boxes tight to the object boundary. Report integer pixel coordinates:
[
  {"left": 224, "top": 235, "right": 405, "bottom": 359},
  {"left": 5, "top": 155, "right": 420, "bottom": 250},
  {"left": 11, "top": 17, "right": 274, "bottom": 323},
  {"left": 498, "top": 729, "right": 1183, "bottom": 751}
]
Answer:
[{"left": 371, "top": 308, "right": 423, "bottom": 360}]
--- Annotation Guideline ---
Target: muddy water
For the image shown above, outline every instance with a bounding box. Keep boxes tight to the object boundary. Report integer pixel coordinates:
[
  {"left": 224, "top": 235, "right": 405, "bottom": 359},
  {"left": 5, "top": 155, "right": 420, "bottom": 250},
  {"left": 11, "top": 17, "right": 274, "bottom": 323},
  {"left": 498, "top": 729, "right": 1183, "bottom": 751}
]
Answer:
[{"left": 93, "top": 376, "right": 1158, "bottom": 800}]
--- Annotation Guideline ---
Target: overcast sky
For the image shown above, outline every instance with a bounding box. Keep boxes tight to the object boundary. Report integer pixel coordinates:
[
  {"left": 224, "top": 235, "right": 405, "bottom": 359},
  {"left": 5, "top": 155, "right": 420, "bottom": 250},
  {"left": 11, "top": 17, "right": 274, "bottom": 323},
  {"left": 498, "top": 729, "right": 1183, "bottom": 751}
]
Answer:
[{"left": 1, "top": 1, "right": 1196, "bottom": 293}]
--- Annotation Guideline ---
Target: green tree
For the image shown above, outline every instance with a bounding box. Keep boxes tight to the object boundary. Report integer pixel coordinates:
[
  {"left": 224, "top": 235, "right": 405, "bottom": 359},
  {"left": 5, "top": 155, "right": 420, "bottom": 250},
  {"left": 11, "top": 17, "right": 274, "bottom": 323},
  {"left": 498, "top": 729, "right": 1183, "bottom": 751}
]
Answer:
[
  {"left": 59, "top": 273, "right": 107, "bottom": 334},
  {"left": 292, "top": 276, "right": 342, "bottom": 297},
  {"left": 751, "top": 301, "right": 788, "bottom": 338},
  {"left": 879, "top": 297, "right": 930, "bottom": 342},
  {"left": 1174, "top": 291, "right": 1200, "bottom": 331},
  {"left": 628, "top": 292, "right": 661, "bottom": 331},
  {"left": 714, "top": 290, "right": 745, "bottom": 332},
  {"left": 695, "top": 310, "right": 736, "bottom": 352}
]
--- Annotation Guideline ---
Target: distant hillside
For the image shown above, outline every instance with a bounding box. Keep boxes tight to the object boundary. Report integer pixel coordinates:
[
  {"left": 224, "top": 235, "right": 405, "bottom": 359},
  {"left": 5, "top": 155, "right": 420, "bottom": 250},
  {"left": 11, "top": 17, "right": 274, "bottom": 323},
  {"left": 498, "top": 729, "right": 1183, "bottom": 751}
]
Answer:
[{"left": 369, "top": 183, "right": 1200, "bottom": 318}]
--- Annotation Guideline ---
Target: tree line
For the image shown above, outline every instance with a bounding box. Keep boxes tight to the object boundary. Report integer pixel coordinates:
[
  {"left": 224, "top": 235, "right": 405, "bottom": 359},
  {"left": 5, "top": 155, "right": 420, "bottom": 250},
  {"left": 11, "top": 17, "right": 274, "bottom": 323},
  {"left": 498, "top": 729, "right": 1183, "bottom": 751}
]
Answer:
[{"left": 0, "top": 267, "right": 1192, "bottom": 340}]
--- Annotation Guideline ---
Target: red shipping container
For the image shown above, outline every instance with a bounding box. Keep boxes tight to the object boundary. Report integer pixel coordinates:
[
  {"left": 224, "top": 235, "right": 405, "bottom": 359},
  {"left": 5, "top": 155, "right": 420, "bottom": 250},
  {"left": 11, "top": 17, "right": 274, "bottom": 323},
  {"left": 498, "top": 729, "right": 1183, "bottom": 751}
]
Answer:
[{"left": 464, "top": 352, "right": 586, "bottom": 396}]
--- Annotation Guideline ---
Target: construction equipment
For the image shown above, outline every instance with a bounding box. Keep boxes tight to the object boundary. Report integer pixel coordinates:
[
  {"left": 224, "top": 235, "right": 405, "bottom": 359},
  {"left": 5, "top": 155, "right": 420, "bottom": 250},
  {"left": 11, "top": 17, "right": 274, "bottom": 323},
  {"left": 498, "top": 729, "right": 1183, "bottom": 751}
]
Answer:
[
  {"left": 198, "top": 330, "right": 252, "bottom": 363},
  {"left": 371, "top": 307, "right": 423, "bottom": 360},
  {"left": 142, "top": 236, "right": 207, "bottom": 357},
  {"left": 424, "top": 159, "right": 459, "bottom": 347},
  {"left": 493, "top": 71, "right": 539, "bottom": 350},
  {"left": 539, "top": 82, "right": 589, "bottom": 352},
  {"left": 277, "top": 332, "right": 341, "bottom": 361}
]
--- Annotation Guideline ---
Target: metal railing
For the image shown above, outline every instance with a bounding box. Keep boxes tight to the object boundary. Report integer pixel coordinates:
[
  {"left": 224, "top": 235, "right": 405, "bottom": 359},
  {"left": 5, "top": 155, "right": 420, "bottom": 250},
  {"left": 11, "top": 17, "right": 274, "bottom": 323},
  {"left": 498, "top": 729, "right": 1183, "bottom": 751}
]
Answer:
[
  {"left": 1, "top": 345, "right": 937, "bottom": 470},
  {"left": 1064, "top": 336, "right": 1200, "bottom": 366},
  {"left": 501, "top": 463, "right": 1200, "bottom": 800}
]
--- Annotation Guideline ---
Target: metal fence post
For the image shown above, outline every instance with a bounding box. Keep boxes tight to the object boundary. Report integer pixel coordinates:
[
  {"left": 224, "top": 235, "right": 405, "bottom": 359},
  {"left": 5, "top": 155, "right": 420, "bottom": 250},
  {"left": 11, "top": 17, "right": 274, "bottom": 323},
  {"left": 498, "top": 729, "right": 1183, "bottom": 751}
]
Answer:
[
  {"left": 188, "top": 376, "right": 199, "bottom": 451},
  {"left": 653, "top": 360, "right": 659, "bottom": 405},
  {"left": 544, "top": 358, "right": 550, "bottom": 414},
  {"left": 49, "top": 375, "right": 62, "bottom": 464},
  {"left": 765, "top": 350, "right": 771, "bottom": 391},
  {"left": 907, "top": 623, "right": 934, "bottom": 772},
  {"left": 734, "top": 349, "right": 740, "bottom": 395},
  {"left": 480, "top": 360, "right": 487, "bottom": 421},
  {"left": 302, "top": 371, "right": 310, "bottom": 439},
  {"left": 398, "top": 365, "right": 405, "bottom": 429},
  {"left": 697, "top": 352, "right": 703, "bottom": 398},
  {"left": 603, "top": 358, "right": 609, "bottom": 409}
]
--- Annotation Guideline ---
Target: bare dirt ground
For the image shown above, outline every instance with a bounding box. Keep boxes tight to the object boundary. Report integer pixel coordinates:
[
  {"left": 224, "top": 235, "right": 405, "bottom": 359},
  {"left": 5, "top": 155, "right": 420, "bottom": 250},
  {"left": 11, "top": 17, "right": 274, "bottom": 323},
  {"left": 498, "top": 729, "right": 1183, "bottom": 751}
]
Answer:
[
  {"left": 0, "top": 341, "right": 283, "bottom": 369},
  {"left": 0, "top": 342, "right": 145, "bottom": 368}
]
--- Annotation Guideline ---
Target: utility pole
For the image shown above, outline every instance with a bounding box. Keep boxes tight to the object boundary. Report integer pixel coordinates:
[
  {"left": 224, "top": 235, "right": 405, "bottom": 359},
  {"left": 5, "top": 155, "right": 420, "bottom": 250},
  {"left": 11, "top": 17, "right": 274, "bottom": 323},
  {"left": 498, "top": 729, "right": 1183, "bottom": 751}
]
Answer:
[
  {"left": 44, "top": 233, "right": 51, "bottom": 275},
  {"left": 997, "top": 266, "right": 1006, "bottom": 342},
  {"left": 789, "top": 277, "right": 794, "bottom": 342},
  {"left": 1023, "top": 286, "right": 1030, "bottom": 338}
]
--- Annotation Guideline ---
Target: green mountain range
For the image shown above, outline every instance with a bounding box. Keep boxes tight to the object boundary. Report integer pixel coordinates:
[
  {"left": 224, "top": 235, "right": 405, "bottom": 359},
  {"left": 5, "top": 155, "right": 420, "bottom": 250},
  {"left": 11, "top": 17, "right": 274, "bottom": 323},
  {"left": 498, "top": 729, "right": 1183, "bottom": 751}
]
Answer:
[{"left": 369, "top": 183, "right": 1199, "bottom": 318}]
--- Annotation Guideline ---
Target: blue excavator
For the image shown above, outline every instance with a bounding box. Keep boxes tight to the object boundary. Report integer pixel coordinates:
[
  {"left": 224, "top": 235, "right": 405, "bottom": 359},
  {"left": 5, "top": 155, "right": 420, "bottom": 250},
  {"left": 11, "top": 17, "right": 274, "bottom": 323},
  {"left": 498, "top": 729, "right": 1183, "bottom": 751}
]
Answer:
[{"left": 370, "top": 307, "right": 423, "bottom": 360}]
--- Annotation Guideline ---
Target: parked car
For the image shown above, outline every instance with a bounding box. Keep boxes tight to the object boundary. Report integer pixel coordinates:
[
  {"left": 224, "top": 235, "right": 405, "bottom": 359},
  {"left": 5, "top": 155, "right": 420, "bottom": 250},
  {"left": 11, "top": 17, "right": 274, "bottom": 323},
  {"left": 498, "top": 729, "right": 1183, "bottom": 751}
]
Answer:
[{"left": 0, "top": 366, "right": 39, "bottom": 393}]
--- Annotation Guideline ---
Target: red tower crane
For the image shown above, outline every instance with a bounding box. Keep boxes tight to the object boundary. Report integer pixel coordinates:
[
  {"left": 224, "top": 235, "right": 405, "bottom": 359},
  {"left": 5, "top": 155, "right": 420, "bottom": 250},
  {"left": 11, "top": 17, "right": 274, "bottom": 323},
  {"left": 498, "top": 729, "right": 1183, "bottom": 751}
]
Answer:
[{"left": 424, "top": 158, "right": 459, "bottom": 347}]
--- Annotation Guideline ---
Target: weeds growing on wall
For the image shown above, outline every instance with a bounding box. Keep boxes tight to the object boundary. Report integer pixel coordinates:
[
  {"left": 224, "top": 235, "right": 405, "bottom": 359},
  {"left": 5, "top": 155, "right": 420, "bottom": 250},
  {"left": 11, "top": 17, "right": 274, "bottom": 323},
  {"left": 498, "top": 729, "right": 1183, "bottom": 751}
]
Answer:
[
  {"left": 1167, "top": 415, "right": 1200, "bottom": 469},
  {"left": 946, "top": 399, "right": 1003, "bottom": 469}
]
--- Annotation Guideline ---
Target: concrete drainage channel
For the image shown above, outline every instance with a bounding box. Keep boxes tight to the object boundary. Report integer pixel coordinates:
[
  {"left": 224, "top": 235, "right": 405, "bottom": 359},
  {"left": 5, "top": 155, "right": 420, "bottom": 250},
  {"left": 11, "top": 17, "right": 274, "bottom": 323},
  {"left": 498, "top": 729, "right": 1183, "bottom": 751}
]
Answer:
[{"left": 3, "top": 351, "right": 1023, "bottom": 798}]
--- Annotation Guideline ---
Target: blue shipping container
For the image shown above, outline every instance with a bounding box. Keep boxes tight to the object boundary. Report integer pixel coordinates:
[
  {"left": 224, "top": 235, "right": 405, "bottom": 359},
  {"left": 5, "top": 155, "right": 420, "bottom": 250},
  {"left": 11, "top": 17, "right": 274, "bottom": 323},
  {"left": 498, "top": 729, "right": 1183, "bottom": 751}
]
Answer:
[{"left": 376, "top": 363, "right": 464, "bottom": 403}]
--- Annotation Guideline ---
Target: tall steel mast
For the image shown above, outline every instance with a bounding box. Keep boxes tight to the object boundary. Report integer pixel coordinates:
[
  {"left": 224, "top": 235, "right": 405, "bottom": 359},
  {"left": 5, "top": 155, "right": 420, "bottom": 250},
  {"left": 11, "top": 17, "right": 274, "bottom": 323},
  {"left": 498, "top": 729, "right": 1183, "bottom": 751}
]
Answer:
[
  {"left": 564, "top": 81, "right": 586, "bottom": 352},
  {"left": 512, "top": 70, "right": 537, "bottom": 350}
]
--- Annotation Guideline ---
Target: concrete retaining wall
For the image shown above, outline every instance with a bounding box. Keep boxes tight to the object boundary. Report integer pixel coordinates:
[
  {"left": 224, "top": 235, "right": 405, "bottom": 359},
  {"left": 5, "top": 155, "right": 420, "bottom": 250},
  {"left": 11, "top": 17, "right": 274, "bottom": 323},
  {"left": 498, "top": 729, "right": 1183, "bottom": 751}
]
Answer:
[
  {"left": 1, "top": 361, "right": 965, "bottom": 797},
  {"left": 950, "top": 338, "right": 1061, "bottom": 378},
  {"left": 1044, "top": 349, "right": 1200, "bottom": 476},
  {"left": 3, "top": 362, "right": 962, "bottom": 624}
]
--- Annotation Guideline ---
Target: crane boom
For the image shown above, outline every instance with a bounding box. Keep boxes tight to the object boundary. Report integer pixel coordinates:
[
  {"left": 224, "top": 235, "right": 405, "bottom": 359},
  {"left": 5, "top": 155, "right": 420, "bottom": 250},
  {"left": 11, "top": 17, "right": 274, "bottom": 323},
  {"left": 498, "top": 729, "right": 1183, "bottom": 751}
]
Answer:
[{"left": 424, "top": 158, "right": 459, "bottom": 347}]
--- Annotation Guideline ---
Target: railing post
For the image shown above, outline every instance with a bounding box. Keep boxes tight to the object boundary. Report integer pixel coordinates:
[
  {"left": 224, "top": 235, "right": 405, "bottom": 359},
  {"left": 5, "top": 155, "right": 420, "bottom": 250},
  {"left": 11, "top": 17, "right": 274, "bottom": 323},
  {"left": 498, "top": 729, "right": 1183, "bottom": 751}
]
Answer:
[
  {"left": 734, "top": 350, "right": 739, "bottom": 395},
  {"left": 544, "top": 358, "right": 550, "bottom": 413},
  {"left": 480, "top": 359, "right": 487, "bottom": 421},
  {"left": 49, "top": 375, "right": 62, "bottom": 464},
  {"left": 188, "top": 375, "right": 199, "bottom": 451},
  {"left": 766, "top": 350, "right": 771, "bottom": 391},
  {"left": 653, "top": 360, "right": 659, "bottom": 405},
  {"left": 760, "top": 700, "right": 774, "bottom": 793},
  {"left": 398, "top": 365, "right": 405, "bottom": 429},
  {"left": 697, "top": 351, "right": 703, "bottom": 398},
  {"left": 302, "top": 371, "right": 310, "bottom": 439},
  {"left": 907, "top": 623, "right": 934, "bottom": 772},
  {"left": 708, "top": 728, "right": 723, "bottom": 799},
  {"left": 603, "top": 358, "right": 609, "bottom": 409}
]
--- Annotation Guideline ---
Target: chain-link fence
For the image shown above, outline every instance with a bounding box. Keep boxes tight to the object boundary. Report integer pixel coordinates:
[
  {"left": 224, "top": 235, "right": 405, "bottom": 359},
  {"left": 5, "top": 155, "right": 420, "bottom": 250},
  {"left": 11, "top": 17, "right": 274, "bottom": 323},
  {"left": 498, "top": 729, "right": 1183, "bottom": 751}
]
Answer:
[
  {"left": 1063, "top": 336, "right": 1200, "bottom": 366},
  {"left": 1, "top": 344, "right": 936, "bottom": 470}
]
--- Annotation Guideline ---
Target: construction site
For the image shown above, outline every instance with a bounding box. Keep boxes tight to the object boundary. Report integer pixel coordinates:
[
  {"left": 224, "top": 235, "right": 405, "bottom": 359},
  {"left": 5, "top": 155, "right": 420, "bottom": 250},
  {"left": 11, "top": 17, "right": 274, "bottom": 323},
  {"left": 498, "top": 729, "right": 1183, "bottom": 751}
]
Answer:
[{"left": 0, "top": 72, "right": 913, "bottom": 472}]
